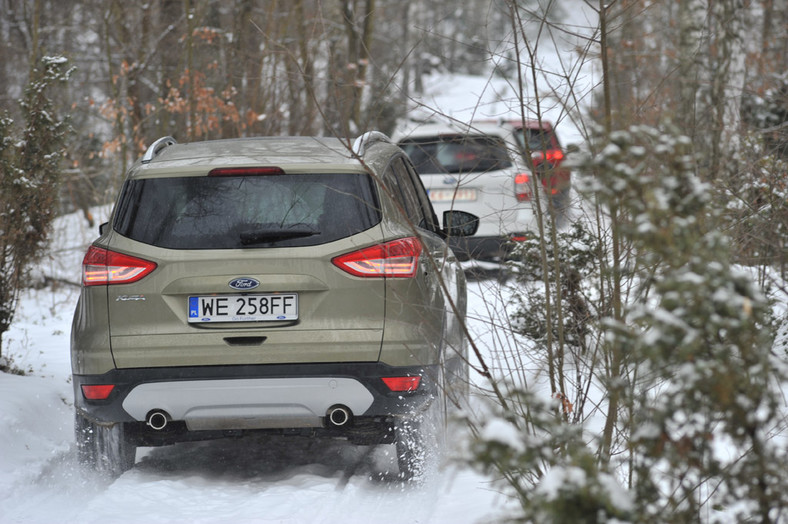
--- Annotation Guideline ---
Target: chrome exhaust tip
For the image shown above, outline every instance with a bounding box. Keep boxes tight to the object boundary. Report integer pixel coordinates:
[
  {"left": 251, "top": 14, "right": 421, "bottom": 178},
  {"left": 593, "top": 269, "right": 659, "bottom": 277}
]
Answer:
[
  {"left": 326, "top": 405, "right": 352, "bottom": 428},
  {"left": 146, "top": 410, "right": 171, "bottom": 430}
]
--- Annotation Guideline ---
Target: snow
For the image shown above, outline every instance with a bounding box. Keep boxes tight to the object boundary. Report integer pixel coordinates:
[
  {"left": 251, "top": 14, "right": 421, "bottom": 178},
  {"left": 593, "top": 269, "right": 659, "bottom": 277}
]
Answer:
[
  {"left": 0, "top": 4, "right": 605, "bottom": 520},
  {"left": 534, "top": 465, "right": 587, "bottom": 499},
  {"left": 480, "top": 417, "right": 526, "bottom": 453},
  {"left": 399, "top": 1, "right": 598, "bottom": 150},
  {"left": 0, "top": 210, "right": 517, "bottom": 524}
]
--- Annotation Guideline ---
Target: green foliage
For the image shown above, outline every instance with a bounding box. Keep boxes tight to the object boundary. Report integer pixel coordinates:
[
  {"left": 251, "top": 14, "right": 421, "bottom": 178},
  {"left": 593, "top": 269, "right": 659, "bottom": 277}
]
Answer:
[
  {"left": 590, "top": 124, "right": 788, "bottom": 522},
  {"left": 509, "top": 221, "right": 598, "bottom": 353},
  {"left": 467, "top": 388, "right": 633, "bottom": 523},
  {"left": 0, "top": 56, "right": 72, "bottom": 354},
  {"left": 472, "top": 123, "right": 788, "bottom": 522}
]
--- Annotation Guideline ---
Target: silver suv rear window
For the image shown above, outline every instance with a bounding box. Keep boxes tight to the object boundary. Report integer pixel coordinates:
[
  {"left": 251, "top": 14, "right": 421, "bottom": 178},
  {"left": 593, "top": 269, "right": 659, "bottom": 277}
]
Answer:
[
  {"left": 113, "top": 173, "right": 380, "bottom": 249},
  {"left": 399, "top": 135, "right": 512, "bottom": 174}
]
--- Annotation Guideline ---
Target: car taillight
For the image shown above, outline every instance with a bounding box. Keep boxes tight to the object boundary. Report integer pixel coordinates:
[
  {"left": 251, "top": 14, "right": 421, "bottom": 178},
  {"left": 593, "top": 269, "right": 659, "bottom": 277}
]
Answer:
[
  {"left": 545, "top": 149, "right": 564, "bottom": 163},
  {"left": 82, "top": 246, "right": 157, "bottom": 286},
  {"left": 532, "top": 149, "right": 564, "bottom": 164},
  {"left": 382, "top": 376, "right": 421, "bottom": 392},
  {"left": 332, "top": 237, "right": 422, "bottom": 278},
  {"left": 81, "top": 384, "right": 115, "bottom": 400},
  {"left": 515, "top": 173, "right": 532, "bottom": 202}
]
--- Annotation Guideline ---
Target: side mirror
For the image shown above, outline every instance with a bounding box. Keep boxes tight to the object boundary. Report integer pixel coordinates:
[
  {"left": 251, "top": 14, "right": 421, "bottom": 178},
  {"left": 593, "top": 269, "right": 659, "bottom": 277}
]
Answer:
[
  {"left": 99, "top": 222, "right": 109, "bottom": 235},
  {"left": 443, "top": 210, "right": 479, "bottom": 238}
]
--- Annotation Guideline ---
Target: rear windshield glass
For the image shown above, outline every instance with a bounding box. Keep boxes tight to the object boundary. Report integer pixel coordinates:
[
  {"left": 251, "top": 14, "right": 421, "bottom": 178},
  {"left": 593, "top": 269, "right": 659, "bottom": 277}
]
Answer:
[
  {"left": 513, "top": 128, "right": 558, "bottom": 152},
  {"left": 113, "top": 173, "right": 380, "bottom": 249},
  {"left": 399, "top": 135, "right": 512, "bottom": 175}
]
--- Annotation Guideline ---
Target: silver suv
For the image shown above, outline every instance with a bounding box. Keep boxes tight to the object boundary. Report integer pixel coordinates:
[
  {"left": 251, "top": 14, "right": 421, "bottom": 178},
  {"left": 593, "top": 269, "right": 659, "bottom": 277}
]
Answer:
[
  {"left": 395, "top": 121, "right": 551, "bottom": 262},
  {"left": 71, "top": 133, "right": 477, "bottom": 479}
]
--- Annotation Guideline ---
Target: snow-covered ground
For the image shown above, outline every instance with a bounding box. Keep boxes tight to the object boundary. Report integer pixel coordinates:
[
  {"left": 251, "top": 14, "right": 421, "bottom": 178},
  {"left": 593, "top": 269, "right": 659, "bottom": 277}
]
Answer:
[
  {"left": 1, "top": 5, "right": 601, "bottom": 520},
  {"left": 0, "top": 208, "right": 520, "bottom": 524}
]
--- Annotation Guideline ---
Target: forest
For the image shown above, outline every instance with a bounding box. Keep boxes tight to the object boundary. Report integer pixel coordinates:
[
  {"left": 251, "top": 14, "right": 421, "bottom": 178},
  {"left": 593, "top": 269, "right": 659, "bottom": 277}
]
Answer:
[{"left": 1, "top": 0, "right": 788, "bottom": 521}]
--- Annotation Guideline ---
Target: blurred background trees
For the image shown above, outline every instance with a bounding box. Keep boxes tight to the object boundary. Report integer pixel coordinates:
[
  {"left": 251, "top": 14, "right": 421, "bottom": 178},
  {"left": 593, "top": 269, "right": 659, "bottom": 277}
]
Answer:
[
  {"left": 0, "top": 0, "right": 514, "bottom": 207},
  {"left": 0, "top": 0, "right": 782, "bottom": 248}
]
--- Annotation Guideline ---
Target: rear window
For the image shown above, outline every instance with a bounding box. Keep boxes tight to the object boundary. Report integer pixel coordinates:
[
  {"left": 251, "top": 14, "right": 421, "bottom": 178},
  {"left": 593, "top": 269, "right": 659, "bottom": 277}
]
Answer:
[
  {"left": 514, "top": 127, "right": 559, "bottom": 152},
  {"left": 399, "top": 135, "right": 512, "bottom": 175},
  {"left": 113, "top": 173, "right": 380, "bottom": 249}
]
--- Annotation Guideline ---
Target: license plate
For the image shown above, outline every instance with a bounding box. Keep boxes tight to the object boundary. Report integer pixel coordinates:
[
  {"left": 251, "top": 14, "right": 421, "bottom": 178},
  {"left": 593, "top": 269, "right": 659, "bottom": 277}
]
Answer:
[
  {"left": 188, "top": 294, "right": 298, "bottom": 323},
  {"left": 428, "top": 188, "right": 478, "bottom": 202}
]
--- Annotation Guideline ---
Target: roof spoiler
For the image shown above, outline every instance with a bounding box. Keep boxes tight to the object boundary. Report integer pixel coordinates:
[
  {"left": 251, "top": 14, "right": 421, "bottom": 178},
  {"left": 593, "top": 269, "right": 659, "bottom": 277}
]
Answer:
[
  {"left": 141, "top": 136, "right": 177, "bottom": 164},
  {"left": 352, "top": 131, "right": 391, "bottom": 156}
]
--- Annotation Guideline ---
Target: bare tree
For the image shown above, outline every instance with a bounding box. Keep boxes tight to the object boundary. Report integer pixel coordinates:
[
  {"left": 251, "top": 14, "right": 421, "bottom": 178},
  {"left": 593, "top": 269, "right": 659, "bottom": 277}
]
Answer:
[{"left": 0, "top": 57, "right": 71, "bottom": 359}]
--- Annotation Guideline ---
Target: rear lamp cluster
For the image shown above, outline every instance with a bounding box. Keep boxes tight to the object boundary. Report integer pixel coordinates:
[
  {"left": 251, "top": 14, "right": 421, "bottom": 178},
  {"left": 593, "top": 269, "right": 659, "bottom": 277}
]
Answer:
[
  {"left": 532, "top": 149, "right": 565, "bottom": 164},
  {"left": 332, "top": 237, "right": 422, "bottom": 278},
  {"left": 82, "top": 246, "right": 157, "bottom": 286}
]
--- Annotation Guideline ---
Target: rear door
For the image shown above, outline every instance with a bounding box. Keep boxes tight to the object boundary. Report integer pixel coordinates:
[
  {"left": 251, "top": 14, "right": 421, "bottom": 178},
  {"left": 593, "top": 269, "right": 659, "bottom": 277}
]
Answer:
[
  {"left": 105, "top": 171, "right": 387, "bottom": 369},
  {"left": 380, "top": 157, "right": 450, "bottom": 361}
]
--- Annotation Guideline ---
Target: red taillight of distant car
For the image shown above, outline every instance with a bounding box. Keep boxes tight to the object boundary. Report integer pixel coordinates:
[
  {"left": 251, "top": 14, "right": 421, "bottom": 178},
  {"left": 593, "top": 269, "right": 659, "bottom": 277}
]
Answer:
[
  {"left": 82, "top": 246, "right": 157, "bottom": 286},
  {"left": 532, "top": 149, "right": 564, "bottom": 165},
  {"left": 545, "top": 149, "right": 564, "bottom": 163},
  {"left": 332, "top": 237, "right": 422, "bottom": 278}
]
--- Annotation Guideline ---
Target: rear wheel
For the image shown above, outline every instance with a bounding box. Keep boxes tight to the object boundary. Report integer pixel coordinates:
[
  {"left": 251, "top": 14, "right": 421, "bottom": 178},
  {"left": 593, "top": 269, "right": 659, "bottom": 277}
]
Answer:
[
  {"left": 394, "top": 392, "right": 447, "bottom": 481},
  {"left": 551, "top": 187, "right": 571, "bottom": 216},
  {"left": 395, "top": 414, "right": 427, "bottom": 481},
  {"left": 74, "top": 412, "right": 96, "bottom": 466},
  {"left": 75, "top": 413, "right": 136, "bottom": 477}
]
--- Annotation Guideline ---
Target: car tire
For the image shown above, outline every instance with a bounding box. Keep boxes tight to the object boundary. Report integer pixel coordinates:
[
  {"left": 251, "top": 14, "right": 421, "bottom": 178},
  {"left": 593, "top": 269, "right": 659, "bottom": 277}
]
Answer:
[
  {"left": 452, "top": 347, "right": 471, "bottom": 413},
  {"left": 444, "top": 338, "right": 470, "bottom": 413},
  {"left": 551, "top": 188, "right": 571, "bottom": 215},
  {"left": 75, "top": 412, "right": 97, "bottom": 466},
  {"left": 76, "top": 413, "right": 136, "bottom": 477},
  {"left": 395, "top": 414, "right": 426, "bottom": 481},
  {"left": 394, "top": 391, "right": 447, "bottom": 482}
]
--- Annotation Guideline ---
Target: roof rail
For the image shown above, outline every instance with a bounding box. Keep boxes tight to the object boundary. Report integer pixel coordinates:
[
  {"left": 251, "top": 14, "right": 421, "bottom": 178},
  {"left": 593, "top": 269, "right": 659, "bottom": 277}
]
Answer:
[
  {"left": 352, "top": 131, "right": 391, "bottom": 157},
  {"left": 141, "top": 136, "right": 177, "bottom": 164}
]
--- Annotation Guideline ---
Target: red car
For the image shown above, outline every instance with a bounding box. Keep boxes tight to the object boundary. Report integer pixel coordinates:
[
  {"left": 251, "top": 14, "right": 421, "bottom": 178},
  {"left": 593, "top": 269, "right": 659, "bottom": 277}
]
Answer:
[{"left": 478, "top": 119, "right": 572, "bottom": 211}]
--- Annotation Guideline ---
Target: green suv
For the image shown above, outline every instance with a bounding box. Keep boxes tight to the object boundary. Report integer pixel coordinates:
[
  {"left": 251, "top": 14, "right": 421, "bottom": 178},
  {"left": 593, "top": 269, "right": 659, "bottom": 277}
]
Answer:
[{"left": 71, "top": 133, "right": 477, "bottom": 479}]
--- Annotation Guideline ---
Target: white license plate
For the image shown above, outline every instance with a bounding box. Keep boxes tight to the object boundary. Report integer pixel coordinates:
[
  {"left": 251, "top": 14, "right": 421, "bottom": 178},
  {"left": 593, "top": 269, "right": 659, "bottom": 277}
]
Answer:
[
  {"left": 428, "top": 188, "right": 478, "bottom": 202},
  {"left": 188, "top": 294, "right": 298, "bottom": 323}
]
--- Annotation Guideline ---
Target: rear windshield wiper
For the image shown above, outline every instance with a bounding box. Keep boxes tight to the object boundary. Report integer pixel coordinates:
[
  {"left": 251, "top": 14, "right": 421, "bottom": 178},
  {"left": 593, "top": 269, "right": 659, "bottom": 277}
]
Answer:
[{"left": 240, "top": 227, "right": 320, "bottom": 245}]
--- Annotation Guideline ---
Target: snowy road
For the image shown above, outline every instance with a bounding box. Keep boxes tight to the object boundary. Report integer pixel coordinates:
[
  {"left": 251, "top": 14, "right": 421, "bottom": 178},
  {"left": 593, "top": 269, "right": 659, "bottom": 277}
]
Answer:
[{"left": 1, "top": 268, "right": 515, "bottom": 524}]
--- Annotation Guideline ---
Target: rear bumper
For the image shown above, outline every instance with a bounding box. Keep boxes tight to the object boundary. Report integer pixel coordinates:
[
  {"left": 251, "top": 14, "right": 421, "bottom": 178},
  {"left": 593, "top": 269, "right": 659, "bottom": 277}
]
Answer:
[{"left": 73, "top": 362, "right": 438, "bottom": 445}]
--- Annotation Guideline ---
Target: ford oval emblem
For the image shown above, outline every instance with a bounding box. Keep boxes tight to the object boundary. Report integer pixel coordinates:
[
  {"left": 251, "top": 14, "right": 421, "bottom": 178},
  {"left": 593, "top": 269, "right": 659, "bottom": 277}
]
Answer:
[{"left": 229, "top": 277, "right": 260, "bottom": 290}]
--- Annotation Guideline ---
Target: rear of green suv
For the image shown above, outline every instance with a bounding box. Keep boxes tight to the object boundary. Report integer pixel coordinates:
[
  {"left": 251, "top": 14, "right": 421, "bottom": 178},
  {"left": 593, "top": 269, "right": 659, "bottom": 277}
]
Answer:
[{"left": 71, "top": 134, "right": 476, "bottom": 480}]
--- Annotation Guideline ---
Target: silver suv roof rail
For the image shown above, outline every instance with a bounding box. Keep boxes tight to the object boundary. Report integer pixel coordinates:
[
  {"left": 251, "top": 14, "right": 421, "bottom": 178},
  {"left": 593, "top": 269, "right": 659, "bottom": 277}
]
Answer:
[
  {"left": 352, "top": 131, "right": 391, "bottom": 157},
  {"left": 141, "top": 136, "right": 177, "bottom": 164}
]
